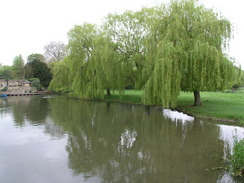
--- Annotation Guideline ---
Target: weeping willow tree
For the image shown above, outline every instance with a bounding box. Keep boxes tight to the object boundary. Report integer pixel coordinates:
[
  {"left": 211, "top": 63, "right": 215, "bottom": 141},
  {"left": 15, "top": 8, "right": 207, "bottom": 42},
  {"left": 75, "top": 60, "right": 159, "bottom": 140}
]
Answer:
[
  {"left": 68, "top": 23, "right": 103, "bottom": 98},
  {"left": 49, "top": 0, "right": 238, "bottom": 107},
  {"left": 49, "top": 24, "right": 93, "bottom": 95},
  {"left": 49, "top": 10, "right": 151, "bottom": 98},
  {"left": 48, "top": 56, "right": 73, "bottom": 93},
  {"left": 49, "top": 23, "right": 125, "bottom": 99},
  {"left": 103, "top": 10, "right": 150, "bottom": 89},
  {"left": 142, "top": 0, "right": 236, "bottom": 107},
  {"left": 77, "top": 32, "right": 125, "bottom": 99},
  {"left": 88, "top": 33, "right": 125, "bottom": 97}
]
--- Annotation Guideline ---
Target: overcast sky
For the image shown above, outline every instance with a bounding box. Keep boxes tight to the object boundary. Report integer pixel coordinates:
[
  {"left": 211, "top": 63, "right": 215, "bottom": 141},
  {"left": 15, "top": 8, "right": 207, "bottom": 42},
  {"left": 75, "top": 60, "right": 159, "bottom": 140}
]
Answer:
[{"left": 0, "top": 0, "right": 243, "bottom": 68}]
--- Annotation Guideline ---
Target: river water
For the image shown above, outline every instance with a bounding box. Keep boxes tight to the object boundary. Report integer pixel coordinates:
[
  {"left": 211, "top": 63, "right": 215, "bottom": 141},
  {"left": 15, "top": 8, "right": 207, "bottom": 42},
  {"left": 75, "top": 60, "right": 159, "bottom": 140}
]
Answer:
[{"left": 0, "top": 96, "right": 243, "bottom": 183}]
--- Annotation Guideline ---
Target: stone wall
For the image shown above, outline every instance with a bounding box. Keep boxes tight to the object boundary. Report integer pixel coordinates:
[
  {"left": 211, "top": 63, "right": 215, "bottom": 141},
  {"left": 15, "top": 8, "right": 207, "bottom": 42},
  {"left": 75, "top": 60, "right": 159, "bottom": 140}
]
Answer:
[
  {"left": 0, "top": 85, "right": 37, "bottom": 93},
  {"left": 0, "top": 80, "right": 37, "bottom": 93}
]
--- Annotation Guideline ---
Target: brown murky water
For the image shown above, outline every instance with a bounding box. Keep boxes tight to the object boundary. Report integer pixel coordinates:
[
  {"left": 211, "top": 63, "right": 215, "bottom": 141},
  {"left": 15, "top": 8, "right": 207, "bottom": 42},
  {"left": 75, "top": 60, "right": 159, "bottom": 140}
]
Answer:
[{"left": 0, "top": 96, "right": 243, "bottom": 183}]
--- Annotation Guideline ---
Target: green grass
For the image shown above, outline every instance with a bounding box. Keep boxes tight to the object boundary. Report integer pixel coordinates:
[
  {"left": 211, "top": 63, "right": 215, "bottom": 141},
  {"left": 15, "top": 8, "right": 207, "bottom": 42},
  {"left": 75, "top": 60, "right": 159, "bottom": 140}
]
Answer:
[
  {"left": 231, "top": 138, "right": 244, "bottom": 177},
  {"left": 105, "top": 90, "right": 142, "bottom": 104},
  {"left": 105, "top": 90, "right": 244, "bottom": 125},
  {"left": 177, "top": 91, "right": 244, "bottom": 124}
]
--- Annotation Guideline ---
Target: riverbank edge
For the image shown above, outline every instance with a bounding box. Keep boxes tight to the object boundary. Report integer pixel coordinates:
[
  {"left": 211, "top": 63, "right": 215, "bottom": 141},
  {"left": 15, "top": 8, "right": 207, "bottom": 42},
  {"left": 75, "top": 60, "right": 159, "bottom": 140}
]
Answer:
[
  {"left": 64, "top": 92, "right": 243, "bottom": 127},
  {"left": 174, "top": 107, "right": 239, "bottom": 124},
  {"left": 105, "top": 98, "right": 241, "bottom": 126}
]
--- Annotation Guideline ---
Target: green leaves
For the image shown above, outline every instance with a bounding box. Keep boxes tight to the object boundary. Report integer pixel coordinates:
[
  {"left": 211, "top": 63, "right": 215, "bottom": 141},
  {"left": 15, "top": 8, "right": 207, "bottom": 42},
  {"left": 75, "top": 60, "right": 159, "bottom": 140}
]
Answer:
[
  {"left": 50, "top": 23, "right": 124, "bottom": 99},
  {"left": 25, "top": 57, "right": 52, "bottom": 88},
  {"left": 12, "top": 55, "right": 25, "bottom": 79},
  {"left": 49, "top": 0, "right": 238, "bottom": 107},
  {"left": 231, "top": 138, "right": 244, "bottom": 177},
  {"left": 142, "top": 0, "right": 235, "bottom": 107}
]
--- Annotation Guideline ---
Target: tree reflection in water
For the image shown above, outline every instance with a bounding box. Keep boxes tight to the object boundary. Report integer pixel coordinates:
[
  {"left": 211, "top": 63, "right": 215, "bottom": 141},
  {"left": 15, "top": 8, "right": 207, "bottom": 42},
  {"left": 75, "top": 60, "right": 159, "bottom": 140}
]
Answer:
[
  {"left": 0, "top": 96, "right": 66, "bottom": 139},
  {"left": 1, "top": 96, "right": 243, "bottom": 182},
  {"left": 120, "top": 129, "right": 137, "bottom": 149},
  {"left": 1, "top": 96, "right": 49, "bottom": 126},
  {"left": 48, "top": 96, "right": 235, "bottom": 183}
]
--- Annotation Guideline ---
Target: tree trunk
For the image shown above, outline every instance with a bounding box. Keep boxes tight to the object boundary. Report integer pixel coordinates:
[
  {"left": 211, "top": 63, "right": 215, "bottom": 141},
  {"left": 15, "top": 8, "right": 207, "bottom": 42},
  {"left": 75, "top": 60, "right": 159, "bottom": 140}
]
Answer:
[
  {"left": 193, "top": 91, "right": 201, "bottom": 106},
  {"left": 106, "top": 88, "right": 111, "bottom": 96},
  {"left": 231, "top": 87, "right": 237, "bottom": 93},
  {"left": 231, "top": 85, "right": 238, "bottom": 93}
]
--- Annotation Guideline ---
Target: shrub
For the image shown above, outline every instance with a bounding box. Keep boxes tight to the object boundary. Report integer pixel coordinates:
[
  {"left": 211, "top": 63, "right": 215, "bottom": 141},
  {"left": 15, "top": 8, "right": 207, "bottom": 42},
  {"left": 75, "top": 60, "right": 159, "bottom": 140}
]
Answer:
[
  {"left": 1, "top": 86, "right": 8, "bottom": 92},
  {"left": 28, "top": 78, "right": 43, "bottom": 91},
  {"left": 231, "top": 138, "right": 244, "bottom": 177}
]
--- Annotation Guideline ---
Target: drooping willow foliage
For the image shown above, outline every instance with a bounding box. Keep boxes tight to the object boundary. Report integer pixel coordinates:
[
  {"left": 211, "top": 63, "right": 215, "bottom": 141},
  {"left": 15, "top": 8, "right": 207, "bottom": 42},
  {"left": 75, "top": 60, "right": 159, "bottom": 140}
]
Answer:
[
  {"left": 141, "top": 0, "right": 237, "bottom": 106},
  {"left": 49, "top": 0, "right": 240, "bottom": 107},
  {"left": 50, "top": 23, "right": 126, "bottom": 99},
  {"left": 49, "top": 56, "right": 72, "bottom": 93}
]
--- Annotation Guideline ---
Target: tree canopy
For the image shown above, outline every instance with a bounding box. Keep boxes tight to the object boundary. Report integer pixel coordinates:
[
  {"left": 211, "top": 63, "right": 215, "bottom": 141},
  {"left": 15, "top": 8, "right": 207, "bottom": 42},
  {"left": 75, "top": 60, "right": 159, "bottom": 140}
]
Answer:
[
  {"left": 44, "top": 41, "right": 68, "bottom": 63},
  {"left": 25, "top": 54, "right": 52, "bottom": 88},
  {"left": 12, "top": 55, "right": 25, "bottom": 79},
  {"left": 49, "top": 0, "right": 240, "bottom": 107},
  {"left": 50, "top": 23, "right": 123, "bottom": 98},
  {"left": 142, "top": 0, "right": 235, "bottom": 106},
  {"left": 27, "top": 53, "right": 45, "bottom": 63},
  {"left": 0, "top": 65, "right": 13, "bottom": 78}
]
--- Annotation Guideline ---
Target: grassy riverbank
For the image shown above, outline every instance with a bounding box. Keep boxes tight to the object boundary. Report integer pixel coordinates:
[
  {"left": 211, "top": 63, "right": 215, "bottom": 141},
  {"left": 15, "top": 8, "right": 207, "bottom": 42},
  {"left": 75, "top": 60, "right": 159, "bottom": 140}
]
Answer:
[
  {"left": 177, "top": 91, "right": 244, "bottom": 124},
  {"left": 105, "top": 90, "right": 244, "bottom": 125}
]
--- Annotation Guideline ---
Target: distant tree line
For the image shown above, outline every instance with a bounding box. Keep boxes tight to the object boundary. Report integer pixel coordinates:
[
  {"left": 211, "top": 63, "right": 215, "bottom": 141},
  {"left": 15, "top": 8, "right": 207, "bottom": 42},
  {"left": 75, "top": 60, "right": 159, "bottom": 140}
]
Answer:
[{"left": 0, "top": 41, "right": 68, "bottom": 90}]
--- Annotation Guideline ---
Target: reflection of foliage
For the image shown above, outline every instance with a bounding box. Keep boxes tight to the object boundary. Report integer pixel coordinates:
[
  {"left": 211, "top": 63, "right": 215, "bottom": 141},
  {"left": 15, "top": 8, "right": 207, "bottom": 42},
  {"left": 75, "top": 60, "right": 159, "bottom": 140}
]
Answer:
[
  {"left": 5, "top": 96, "right": 49, "bottom": 126},
  {"left": 44, "top": 118, "right": 65, "bottom": 139},
  {"left": 48, "top": 97, "right": 224, "bottom": 182},
  {"left": 1, "top": 96, "right": 65, "bottom": 139},
  {"left": 120, "top": 129, "right": 137, "bottom": 149}
]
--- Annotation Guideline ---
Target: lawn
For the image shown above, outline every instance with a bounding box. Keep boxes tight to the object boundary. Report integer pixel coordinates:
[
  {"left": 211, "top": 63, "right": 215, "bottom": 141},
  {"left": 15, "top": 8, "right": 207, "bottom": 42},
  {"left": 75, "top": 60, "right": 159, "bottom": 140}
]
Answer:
[
  {"left": 177, "top": 91, "right": 244, "bottom": 124},
  {"left": 105, "top": 90, "right": 142, "bottom": 104},
  {"left": 105, "top": 90, "right": 244, "bottom": 125}
]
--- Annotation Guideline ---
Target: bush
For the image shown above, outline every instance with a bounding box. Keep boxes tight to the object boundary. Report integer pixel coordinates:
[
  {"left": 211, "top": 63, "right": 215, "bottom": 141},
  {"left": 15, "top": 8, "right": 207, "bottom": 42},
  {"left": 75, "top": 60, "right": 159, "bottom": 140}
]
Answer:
[
  {"left": 231, "top": 138, "right": 244, "bottom": 177},
  {"left": 1, "top": 86, "right": 8, "bottom": 92},
  {"left": 28, "top": 78, "right": 43, "bottom": 91}
]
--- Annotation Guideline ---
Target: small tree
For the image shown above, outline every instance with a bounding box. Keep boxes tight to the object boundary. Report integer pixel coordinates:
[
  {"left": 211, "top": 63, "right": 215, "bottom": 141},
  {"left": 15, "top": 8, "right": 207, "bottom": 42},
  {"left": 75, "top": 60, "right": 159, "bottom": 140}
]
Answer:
[
  {"left": 12, "top": 55, "right": 25, "bottom": 79},
  {"left": 0, "top": 65, "right": 14, "bottom": 78},
  {"left": 27, "top": 53, "right": 45, "bottom": 63},
  {"left": 44, "top": 41, "right": 68, "bottom": 63},
  {"left": 28, "top": 78, "right": 42, "bottom": 91},
  {"left": 25, "top": 54, "right": 52, "bottom": 88}
]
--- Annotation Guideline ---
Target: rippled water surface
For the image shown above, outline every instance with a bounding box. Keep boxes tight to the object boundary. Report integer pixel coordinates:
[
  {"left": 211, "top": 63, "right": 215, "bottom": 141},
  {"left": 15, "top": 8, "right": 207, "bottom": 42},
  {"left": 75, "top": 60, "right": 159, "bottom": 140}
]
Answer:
[{"left": 0, "top": 96, "right": 243, "bottom": 183}]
